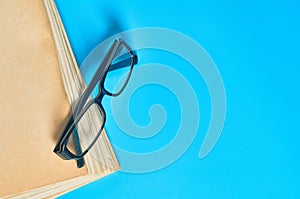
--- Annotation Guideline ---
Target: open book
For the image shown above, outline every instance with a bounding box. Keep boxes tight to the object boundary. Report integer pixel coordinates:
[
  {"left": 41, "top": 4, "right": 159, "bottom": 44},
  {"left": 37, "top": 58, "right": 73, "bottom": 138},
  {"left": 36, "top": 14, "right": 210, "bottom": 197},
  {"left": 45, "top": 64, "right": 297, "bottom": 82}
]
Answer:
[{"left": 0, "top": 0, "right": 119, "bottom": 198}]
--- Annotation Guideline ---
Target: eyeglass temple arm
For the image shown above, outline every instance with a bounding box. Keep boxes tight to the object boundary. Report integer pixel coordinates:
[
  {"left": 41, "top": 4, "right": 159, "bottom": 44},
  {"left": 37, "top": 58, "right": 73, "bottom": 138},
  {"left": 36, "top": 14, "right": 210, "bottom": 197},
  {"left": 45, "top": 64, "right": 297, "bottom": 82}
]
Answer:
[{"left": 108, "top": 51, "right": 138, "bottom": 72}]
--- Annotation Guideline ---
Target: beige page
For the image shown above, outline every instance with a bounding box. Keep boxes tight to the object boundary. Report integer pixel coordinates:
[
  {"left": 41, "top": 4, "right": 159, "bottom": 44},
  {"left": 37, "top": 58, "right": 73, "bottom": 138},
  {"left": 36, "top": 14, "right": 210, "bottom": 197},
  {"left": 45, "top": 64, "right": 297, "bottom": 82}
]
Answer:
[{"left": 0, "top": 0, "right": 87, "bottom": 196}]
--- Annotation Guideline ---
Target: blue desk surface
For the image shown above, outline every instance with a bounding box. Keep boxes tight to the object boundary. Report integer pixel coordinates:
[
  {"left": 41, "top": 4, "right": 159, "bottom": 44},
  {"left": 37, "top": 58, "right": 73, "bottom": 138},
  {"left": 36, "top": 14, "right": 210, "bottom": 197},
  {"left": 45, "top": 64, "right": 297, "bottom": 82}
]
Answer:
[{"left": 56, "top": 0, "right": 300, "bottom": 198}]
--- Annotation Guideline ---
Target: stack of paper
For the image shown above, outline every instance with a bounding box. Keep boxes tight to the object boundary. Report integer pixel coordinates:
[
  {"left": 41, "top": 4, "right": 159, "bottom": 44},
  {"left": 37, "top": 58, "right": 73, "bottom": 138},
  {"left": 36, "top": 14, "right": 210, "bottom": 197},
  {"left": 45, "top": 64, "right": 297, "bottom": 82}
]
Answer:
[{"left": 0, "top": 0, "right": 119, "bottom": 198}]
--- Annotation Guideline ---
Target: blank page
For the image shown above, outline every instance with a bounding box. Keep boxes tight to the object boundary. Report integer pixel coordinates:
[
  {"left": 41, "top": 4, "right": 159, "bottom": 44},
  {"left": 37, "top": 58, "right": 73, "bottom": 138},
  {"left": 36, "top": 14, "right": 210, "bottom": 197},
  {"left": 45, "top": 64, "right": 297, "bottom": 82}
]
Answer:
[{"left": 0, "top": 0, "right": 87, "bottom": 196}]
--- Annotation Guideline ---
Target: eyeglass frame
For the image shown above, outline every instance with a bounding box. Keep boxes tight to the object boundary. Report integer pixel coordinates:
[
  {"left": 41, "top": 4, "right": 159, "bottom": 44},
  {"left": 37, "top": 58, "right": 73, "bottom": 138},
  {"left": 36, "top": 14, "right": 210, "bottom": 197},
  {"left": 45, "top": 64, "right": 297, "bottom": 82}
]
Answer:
[{"left": 53, "top": 38, "right": 138, "bottom": 162}]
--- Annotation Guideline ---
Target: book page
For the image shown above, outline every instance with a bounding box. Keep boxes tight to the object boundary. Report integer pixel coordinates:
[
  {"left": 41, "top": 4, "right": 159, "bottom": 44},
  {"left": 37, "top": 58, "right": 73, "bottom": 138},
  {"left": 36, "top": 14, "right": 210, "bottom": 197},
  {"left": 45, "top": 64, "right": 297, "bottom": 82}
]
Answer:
[
  {"left": 44, "top": 0, "right": 119, "bottom": 173},
  {"left": 0, "top": 0, "right": 87, "bottom": 196}
]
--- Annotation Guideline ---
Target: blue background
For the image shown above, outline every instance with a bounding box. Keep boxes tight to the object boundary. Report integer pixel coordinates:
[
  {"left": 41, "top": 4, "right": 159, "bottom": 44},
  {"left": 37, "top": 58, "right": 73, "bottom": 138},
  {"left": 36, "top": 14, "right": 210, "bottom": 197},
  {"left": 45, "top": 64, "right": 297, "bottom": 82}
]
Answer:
[{"left": 56, "top": 0, "right": 300, "bottom": 198}]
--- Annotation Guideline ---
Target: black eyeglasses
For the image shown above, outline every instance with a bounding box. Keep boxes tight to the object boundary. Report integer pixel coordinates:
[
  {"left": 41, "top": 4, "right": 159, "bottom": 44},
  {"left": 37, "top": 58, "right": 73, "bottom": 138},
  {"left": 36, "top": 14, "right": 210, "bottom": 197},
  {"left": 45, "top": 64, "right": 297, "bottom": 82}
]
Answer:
[{"left": 54, "top": 39, "right": 138, "bottom": 167}]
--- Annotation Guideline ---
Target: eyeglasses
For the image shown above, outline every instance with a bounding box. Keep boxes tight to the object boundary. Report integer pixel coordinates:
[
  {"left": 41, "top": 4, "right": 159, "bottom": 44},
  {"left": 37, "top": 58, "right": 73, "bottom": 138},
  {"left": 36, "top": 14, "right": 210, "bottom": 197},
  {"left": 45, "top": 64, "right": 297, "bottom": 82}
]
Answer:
[{"left": 54, "top": 39, "right": 138, "bottom": 167}]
